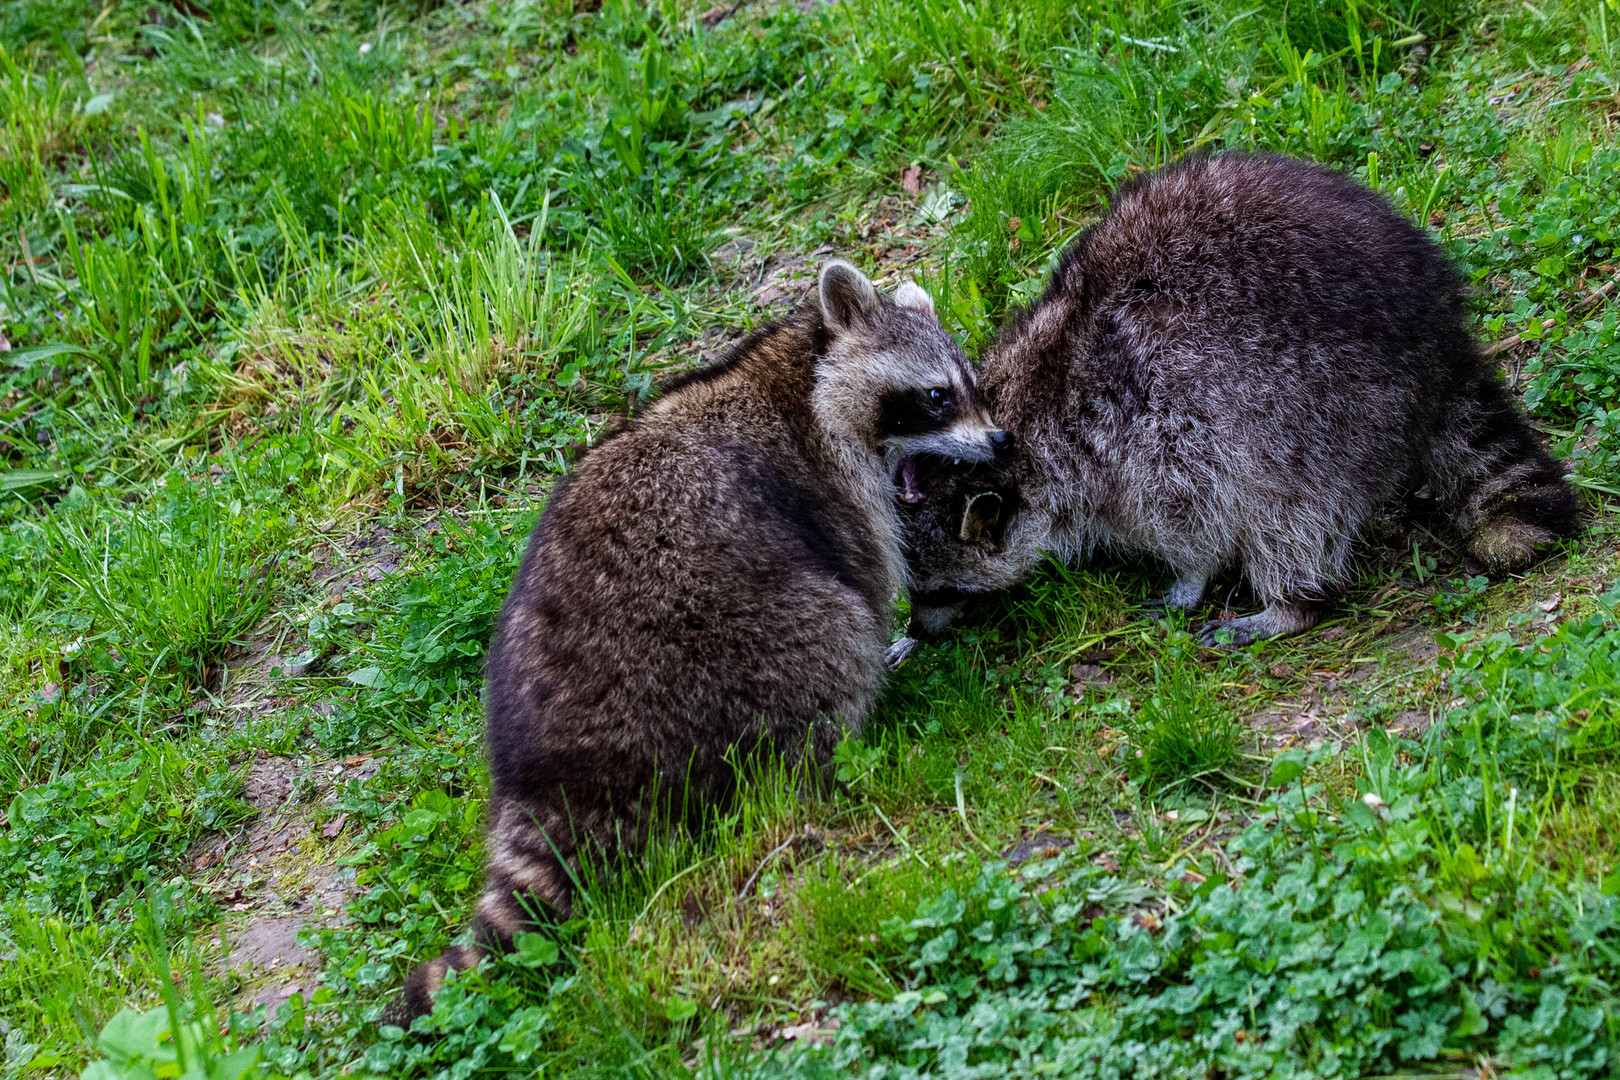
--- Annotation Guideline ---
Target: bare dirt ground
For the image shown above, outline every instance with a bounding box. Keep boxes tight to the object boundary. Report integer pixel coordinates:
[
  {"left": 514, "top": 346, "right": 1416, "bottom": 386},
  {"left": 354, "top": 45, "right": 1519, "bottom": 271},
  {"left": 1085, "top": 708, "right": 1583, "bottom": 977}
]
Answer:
[{"left": 188, "top": 751, "right": 371, "bottom": 1009}]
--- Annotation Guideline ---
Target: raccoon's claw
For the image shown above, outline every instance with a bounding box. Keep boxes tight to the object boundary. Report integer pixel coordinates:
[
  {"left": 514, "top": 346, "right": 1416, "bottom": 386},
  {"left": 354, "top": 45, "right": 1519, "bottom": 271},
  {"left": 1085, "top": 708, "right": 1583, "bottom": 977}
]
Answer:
[
  {"left": 885, "top": 636, "right": 920, "bottom": 670},
  {"left": 1138, "top": 598, "right": 1172, "bottom": 620},
  {"left": 1195, "top": 620, "right": 1252, "bottom": 648},
  {"left": 1196, "top": 601, "right": 1321, "bottom": 647}
]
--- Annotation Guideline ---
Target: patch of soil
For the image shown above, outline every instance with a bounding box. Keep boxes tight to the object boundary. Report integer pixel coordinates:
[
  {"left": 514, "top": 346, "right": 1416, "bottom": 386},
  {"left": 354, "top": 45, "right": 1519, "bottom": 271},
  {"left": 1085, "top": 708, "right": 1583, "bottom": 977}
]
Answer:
[
  {"left": 1068, "top": 662, "right": 1115, "bottom": 688},
  {"left": 1385, "top": 625, "right": 1441, "bottom": 664},
  {"left": 1246, "top": 703, "right": 1351, "bottom": 752},
  {"left": 750, "top": 244, "right": 837, "bottom": 309},
  {"left": 190, "top": 751, "right": 373, "bottom": 1010},
  {"left": 315, "top": 524, "right": 410, "bottom": 598},
  {"left": 213, "top": 526, "right": 417, "bottom": 719},
  {"left": 1387, "top": 708, "right": 1438, "bottom": 738},
  {"left": 1002, "top": 829, "right": 1074, "bottom": 865},
  {"left": 696, "top": 323, "right": 748, "bottom": 365},
  {"left": 213, "top": 622, "right": 305, "bottom": 724},
  {"left": 719, "top": 191, "right": 955, "bottom": 314},
  {"left": 229, "top": 918, "right": 319, "bottom": 1009}
]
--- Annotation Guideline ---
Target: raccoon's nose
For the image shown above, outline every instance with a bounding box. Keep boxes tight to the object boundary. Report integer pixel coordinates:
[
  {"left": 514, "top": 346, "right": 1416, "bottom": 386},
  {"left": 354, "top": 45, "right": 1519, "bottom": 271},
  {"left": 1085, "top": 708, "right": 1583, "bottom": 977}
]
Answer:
[{"left": 989, "top": 429, "right": 1013, "bottom": 456}]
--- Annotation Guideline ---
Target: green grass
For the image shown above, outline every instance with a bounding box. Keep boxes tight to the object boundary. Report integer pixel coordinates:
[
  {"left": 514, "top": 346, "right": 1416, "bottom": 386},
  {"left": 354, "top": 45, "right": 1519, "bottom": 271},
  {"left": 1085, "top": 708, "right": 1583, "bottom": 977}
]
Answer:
[
  {"left": 5, "top": 0, "right": 1620, "bottom": 1076},
  {"left": 1124, "top": 639, "right": 1243, "bottom": 795}
]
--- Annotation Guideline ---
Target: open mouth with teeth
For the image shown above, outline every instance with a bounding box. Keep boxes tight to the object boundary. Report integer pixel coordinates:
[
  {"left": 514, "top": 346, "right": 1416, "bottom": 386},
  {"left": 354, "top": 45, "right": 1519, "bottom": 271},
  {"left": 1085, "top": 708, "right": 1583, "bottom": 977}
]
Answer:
[
  {"left": 894, "top": 452, "right": 980, "bottom": 504},
  {"left": 896, "top": 454, "right": 924, "bottom": 503}
]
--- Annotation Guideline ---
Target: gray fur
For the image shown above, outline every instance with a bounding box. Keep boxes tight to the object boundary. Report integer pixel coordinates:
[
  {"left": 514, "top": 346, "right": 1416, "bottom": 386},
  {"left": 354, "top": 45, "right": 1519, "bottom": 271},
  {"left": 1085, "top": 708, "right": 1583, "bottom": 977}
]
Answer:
[{"left": 902, "top": 153, "right": 1580, "bottom": 647}]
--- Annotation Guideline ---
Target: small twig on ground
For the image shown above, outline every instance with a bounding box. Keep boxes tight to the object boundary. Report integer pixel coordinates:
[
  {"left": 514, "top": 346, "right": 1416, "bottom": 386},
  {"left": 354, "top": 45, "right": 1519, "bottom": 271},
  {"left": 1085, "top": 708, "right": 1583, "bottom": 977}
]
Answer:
[
  {"left": 1482, "top": 317, "right": 1557, "bottom": 360},
  {"left": 737, "top": 835, "right": 798, "bottom": 900},
  {"left": 1484, "top": 267, "right": 1620, "bottom": 362},
  {"left": 698, "top": 0, "right": 747, "bottom": 27},
  {"left": 1576, "top": 268, "right": 1620, "bottom": 314}
]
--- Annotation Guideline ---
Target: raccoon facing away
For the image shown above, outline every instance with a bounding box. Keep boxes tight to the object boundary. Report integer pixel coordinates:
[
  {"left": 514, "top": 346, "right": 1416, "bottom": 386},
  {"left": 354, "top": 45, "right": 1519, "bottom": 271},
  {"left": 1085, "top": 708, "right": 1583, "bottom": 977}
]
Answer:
[
  {"left": 395, "top": 261, "right": 1004, "bottom": 1020},
  {"left": 900, "top": 153, "right": 1580, "bottom": 648}
]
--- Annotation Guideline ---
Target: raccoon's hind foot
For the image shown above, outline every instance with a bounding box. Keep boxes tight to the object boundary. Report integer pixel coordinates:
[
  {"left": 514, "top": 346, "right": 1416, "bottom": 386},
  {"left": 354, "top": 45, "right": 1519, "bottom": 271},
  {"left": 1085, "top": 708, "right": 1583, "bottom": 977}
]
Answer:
[
  {"left": 1196, "top": 598, "right": 1324, "bottom": 648},
  {"left": 1467, "top": 486, "right": 1582, "bottom": 573},
  {"left": 1140, "top": 569, "right": 1218, "bottom": 621},
  {"left": 1164, "top": 573, "right": 1210, "bottom": 610},
  {"left": 1140, "top": 571, "right": 1211, "bottom": 620}
]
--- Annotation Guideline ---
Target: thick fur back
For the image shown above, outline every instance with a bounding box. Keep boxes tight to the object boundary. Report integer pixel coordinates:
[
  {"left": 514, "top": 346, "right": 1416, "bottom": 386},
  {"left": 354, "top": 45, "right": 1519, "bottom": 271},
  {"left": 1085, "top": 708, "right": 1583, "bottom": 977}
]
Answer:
[
  {"left": 904, "top": 152, "right": 1577, "bottom": 611},
  {"left": 487, "top": 310, "right": 896, "bottom": 821},
  {"left": 396, "top": 310, "right": 916, "bottom": 1021},
  {"left": 395, "top": 265, "right": 996, "bottom": 1021},
  {"left": 396, "top": 299, "right": 980, "bottom": 1021}
]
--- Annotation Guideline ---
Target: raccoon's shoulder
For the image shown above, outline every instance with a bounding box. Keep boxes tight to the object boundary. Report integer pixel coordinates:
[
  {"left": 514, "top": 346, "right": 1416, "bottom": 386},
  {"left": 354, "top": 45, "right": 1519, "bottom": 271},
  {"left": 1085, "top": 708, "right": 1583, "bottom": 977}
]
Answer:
[
  {"left": 517, "top": 415, "right": 886, "bottom": 618},
  {"left": 648, "top": 308, "right": 825, "bottom": 433},
  {"left": 547, "top": 337, "right": 832, "bottom": 540},
  {"left": 978, "top": 224, "right": 1152, "bottom": 432},
  {"left": 557, "top": 412, "right": 776, "bottom": 513},
  {"left": 550, "top": 309, "right": 835, "bottom": 509}
]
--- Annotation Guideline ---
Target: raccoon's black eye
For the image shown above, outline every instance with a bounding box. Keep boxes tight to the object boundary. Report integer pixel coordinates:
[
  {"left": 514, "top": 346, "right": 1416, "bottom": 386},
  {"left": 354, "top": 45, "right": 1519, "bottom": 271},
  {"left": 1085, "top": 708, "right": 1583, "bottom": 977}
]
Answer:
[{"left": 927, "top": 387, "right": 952, "bottom": 408}]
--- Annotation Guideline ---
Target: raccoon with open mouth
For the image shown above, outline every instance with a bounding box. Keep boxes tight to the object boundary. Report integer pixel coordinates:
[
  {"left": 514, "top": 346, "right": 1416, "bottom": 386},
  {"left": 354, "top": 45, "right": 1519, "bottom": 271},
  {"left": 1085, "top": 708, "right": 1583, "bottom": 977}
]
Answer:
[
  {"left": 394, "top": 261, "right": 1003, "bottom": 1021},
  {"left": 896, "top": 152, "right": 1579, "bottom": 650}
]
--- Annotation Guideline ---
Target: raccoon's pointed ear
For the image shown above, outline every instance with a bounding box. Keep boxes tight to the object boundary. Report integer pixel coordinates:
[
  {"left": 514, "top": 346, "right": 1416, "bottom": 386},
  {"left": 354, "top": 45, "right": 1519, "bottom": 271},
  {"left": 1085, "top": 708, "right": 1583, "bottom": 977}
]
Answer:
[
  {"left": 893, "top": 280, "right": 936, "bottom": 319},
  {"left": 819, "top": 260, "right": 880, "bottom": 335},
  {"left": 959, "top": 491, "right": 1004, "bottom": 543}
]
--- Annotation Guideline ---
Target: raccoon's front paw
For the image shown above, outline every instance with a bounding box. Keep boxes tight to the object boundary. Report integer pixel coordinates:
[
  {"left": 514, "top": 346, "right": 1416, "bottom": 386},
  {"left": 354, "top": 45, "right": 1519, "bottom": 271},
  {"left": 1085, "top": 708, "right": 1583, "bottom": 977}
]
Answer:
[
  {"left": 1196, "top": 602, "right": 1321, "bottom": 647},
  {"left": 884, "top": 637, "right": 920, "bottom": 670}
]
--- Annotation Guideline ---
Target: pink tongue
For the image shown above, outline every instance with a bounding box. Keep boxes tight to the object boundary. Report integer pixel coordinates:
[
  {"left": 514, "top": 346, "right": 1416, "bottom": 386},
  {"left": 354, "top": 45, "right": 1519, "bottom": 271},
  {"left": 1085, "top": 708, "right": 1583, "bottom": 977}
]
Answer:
[{"left": 900, "top": 457, "right": 923, "bottom": 503}]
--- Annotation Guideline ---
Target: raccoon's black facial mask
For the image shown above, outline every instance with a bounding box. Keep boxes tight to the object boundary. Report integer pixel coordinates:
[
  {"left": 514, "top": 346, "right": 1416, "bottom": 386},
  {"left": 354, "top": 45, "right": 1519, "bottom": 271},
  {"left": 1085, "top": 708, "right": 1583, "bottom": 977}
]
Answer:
[
  {"left": 878, "top": 386, "right": 959, "bottom": 438},
  {"left": 884, "top": 387, "right": 1012, "bottom": 504},
  {"left": 882, "top": 388, "right": 963, "bottom": 499}
]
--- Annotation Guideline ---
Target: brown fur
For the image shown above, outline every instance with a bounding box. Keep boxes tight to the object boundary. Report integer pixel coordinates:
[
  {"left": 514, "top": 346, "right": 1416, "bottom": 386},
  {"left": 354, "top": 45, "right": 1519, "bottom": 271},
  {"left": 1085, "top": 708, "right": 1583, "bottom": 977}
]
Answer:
[{"left": 393, "top": 262, "right": 1000, "bottom": 1021}]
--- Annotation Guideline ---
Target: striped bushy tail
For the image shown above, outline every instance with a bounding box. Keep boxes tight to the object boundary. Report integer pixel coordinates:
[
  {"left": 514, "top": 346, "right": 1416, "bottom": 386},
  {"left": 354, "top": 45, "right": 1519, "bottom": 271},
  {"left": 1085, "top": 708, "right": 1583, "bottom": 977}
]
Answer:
[
  {"left": 392, "top": 784, "right": 641, "bottom": 1023},
  {"left": 1422, "top": 361, "right": 1581, "bottom": 571}
]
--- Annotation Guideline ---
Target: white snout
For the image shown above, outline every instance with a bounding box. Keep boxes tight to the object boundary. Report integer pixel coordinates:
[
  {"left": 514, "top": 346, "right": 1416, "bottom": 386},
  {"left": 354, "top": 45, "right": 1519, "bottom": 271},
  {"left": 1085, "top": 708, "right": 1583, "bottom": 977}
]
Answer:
[{"left": 896, "top": 422, "right": 1005, "bottom": 463}]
